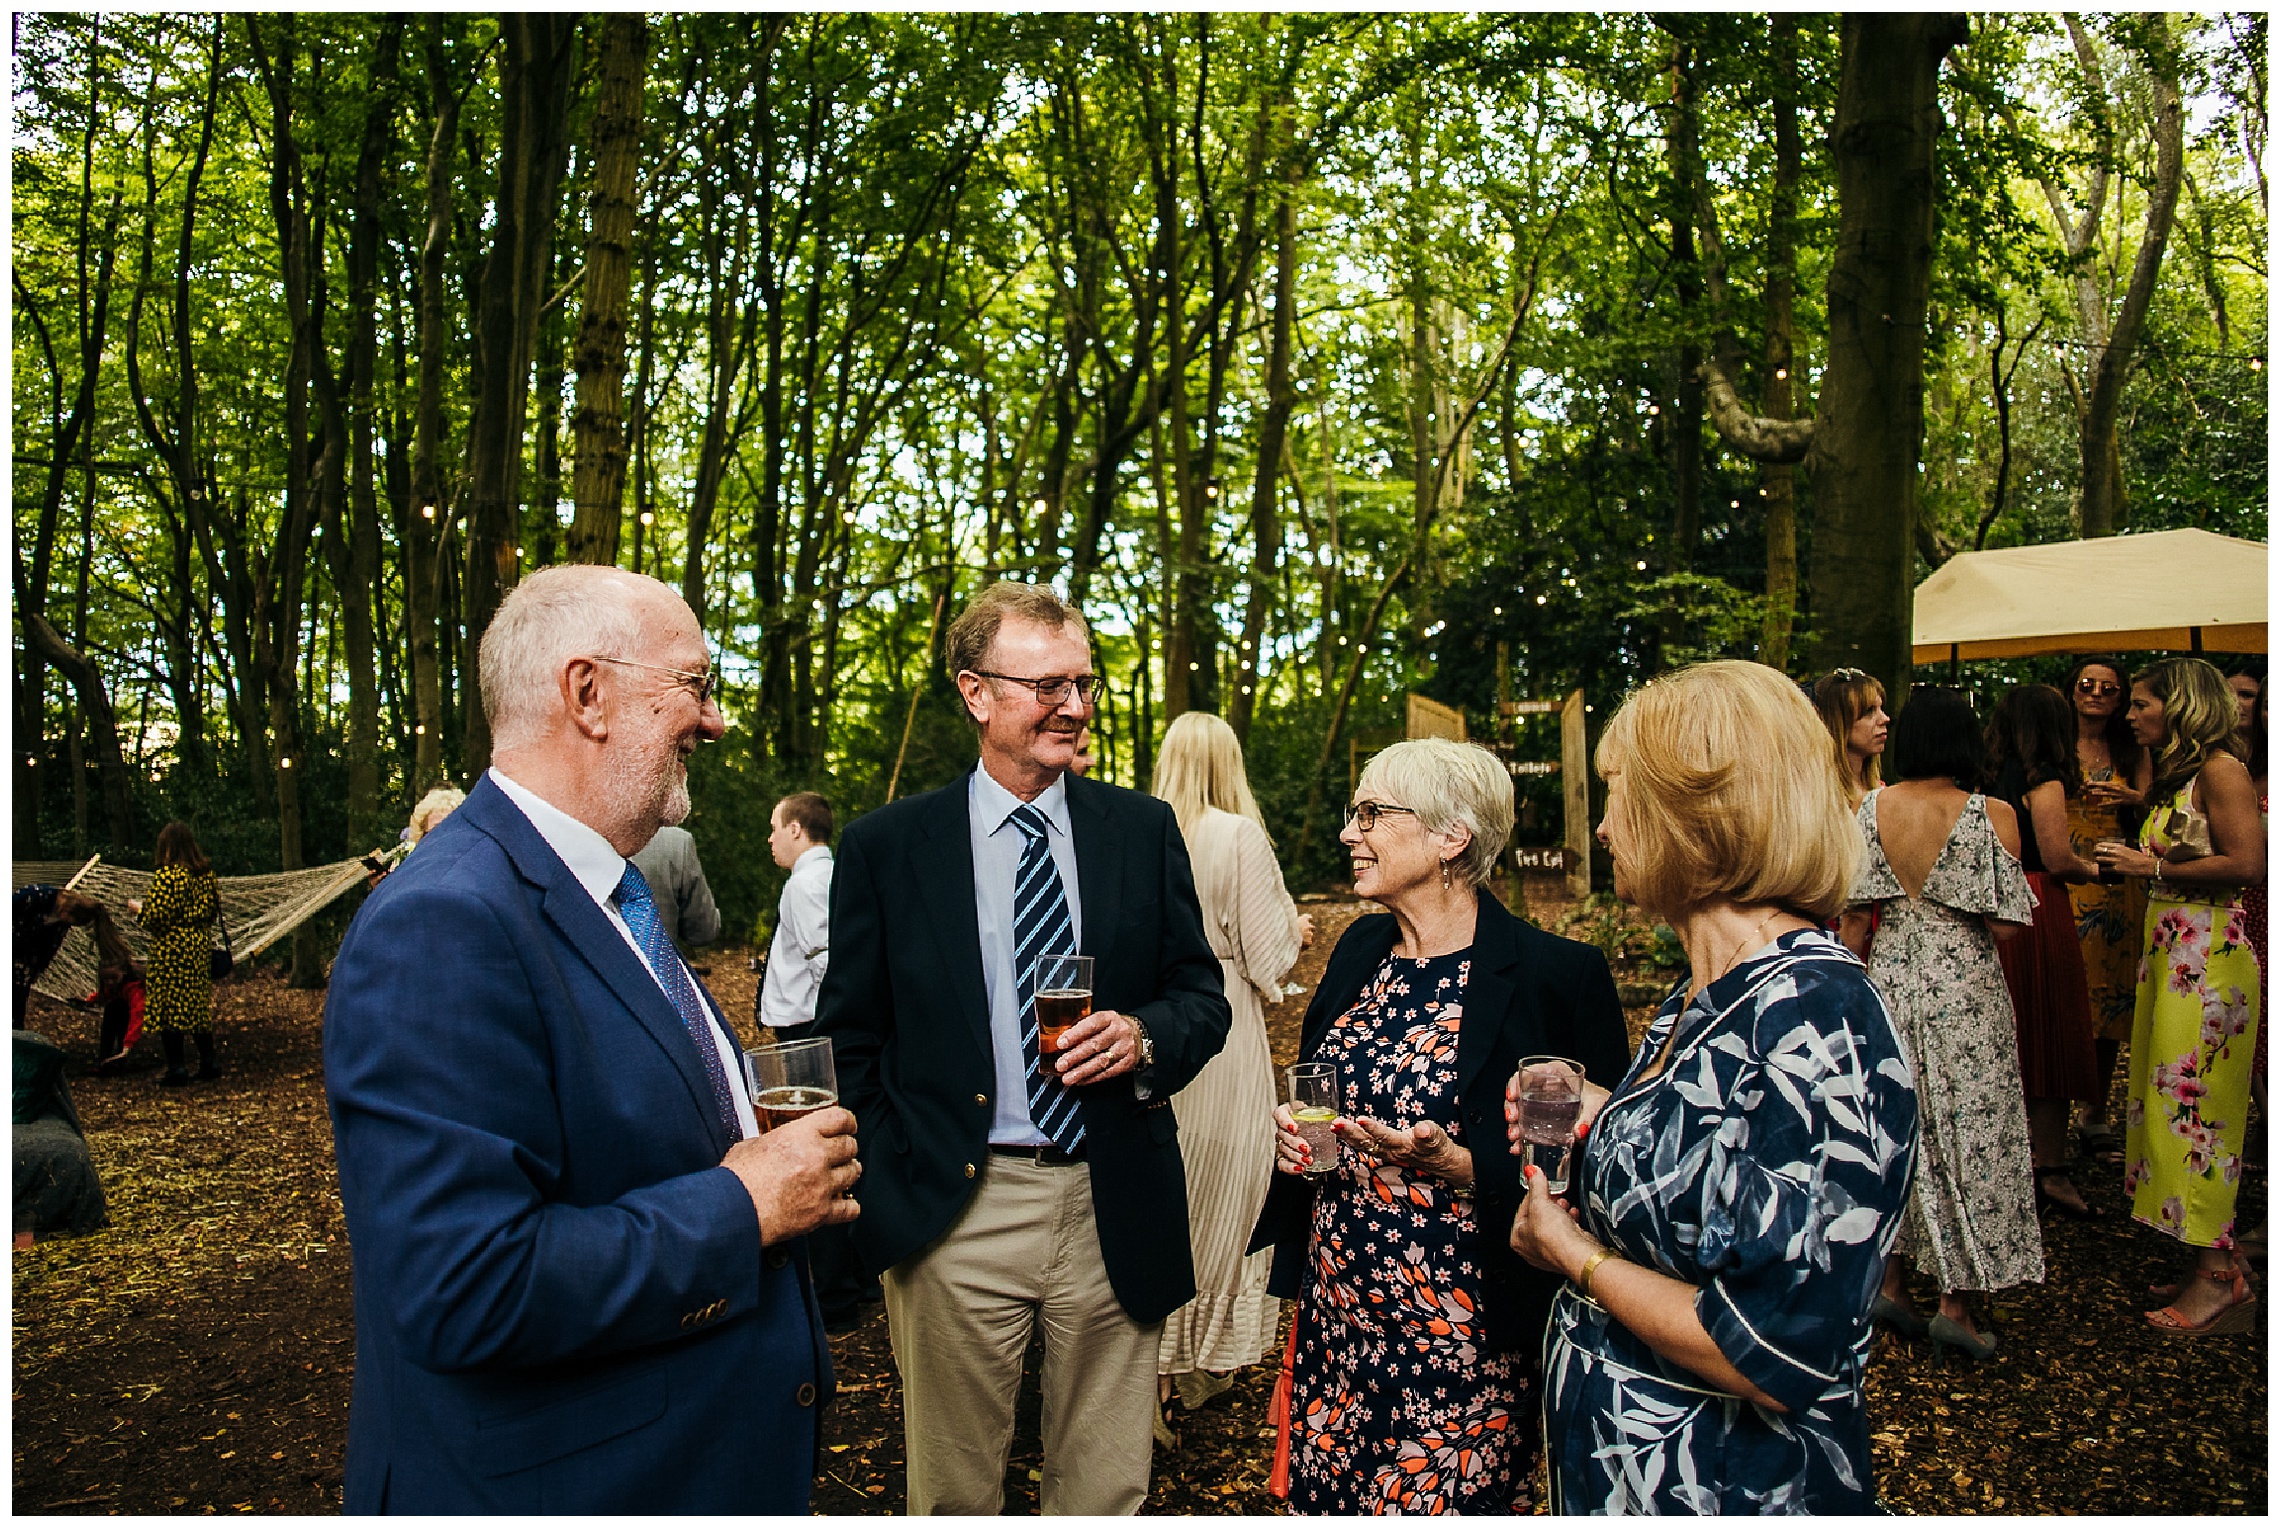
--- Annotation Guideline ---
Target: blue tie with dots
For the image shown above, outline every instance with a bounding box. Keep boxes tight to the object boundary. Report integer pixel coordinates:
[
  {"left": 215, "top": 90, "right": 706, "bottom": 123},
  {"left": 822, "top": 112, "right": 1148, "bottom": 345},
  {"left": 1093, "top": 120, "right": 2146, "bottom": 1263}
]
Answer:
[
  {"left": 613, "top": 862, "right": 741, "bottom": 1137},
  {"left": 1009, "top": 804, "right": 1085, "bottom": 1154}
]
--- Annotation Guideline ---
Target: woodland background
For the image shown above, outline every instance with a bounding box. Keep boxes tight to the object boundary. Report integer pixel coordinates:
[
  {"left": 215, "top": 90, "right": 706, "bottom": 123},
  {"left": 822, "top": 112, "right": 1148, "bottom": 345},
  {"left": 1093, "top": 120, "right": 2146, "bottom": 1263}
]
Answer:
[{"left": 10, "top": 12, "right": 2268, "bottom": 968}]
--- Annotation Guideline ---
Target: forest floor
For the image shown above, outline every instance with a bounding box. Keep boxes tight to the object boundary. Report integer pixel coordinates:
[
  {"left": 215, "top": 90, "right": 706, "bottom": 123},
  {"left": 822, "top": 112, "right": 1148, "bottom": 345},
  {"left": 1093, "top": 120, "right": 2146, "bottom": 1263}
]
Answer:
[{"left": 11, "top": 875, "right": 2267, "bottom": 1514}]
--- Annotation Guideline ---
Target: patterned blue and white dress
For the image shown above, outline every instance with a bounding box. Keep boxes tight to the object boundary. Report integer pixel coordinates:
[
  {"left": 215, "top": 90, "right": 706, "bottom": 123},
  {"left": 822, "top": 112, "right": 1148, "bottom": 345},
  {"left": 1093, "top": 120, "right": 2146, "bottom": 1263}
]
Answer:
[{"left": 1543, "top": 929, "right": 1918, "bottom": 1514}]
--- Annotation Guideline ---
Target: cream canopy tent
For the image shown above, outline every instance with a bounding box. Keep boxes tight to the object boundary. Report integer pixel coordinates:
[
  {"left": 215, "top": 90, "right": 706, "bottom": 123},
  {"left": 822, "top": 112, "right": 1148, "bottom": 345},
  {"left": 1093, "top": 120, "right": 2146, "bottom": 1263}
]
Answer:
[{"left": 1912, "top": 528, "right": 2268, "bottom": 664}]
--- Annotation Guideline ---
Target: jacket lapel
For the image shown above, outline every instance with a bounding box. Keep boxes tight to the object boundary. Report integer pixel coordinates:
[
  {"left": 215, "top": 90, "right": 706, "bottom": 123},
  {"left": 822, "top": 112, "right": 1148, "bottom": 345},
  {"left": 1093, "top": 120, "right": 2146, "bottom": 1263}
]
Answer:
[
  {"left": 460, "top": 778, "right": 733, "bottom": 1155},
  {"left": 913, "top": 771, "right": 995, "bottom": 1060},
  {"left": 1068, "top": 776, "right": 1122, "bottom": 965},
  {"left": 1456, "top": 890, "right": 1521, "bottom": 1102}
]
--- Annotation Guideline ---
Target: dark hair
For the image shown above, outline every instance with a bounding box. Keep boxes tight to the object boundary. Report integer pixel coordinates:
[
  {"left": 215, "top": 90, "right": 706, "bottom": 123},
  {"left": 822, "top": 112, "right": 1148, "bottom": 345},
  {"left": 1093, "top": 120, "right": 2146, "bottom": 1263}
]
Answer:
[
  {"left": 2251, "top": 683, "right": 2268, "bottom": 784},
  {"left": 154, "top": 821, "right": 210, "bottom": 873},
  {"left": 774, "top": 792, "right": 835, "bottom": 846},
  {"left": 2064, "top": 654, "right": 2145, "bottom": 783},
  {"left": 1985, "top": 684, "right": 2081, "bottom": 795},
  {"left": 1888, "top": 686, "right": 1984, "bottom": 790}
]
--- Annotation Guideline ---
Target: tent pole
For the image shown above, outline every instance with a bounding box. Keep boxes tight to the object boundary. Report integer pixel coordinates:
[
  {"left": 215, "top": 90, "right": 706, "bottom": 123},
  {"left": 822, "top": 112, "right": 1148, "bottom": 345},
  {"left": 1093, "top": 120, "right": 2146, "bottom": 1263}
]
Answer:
[
  {"left": 1949, "top": 645, "right": 1959, "bottom": 682},
  {"left": 2191, "top": 627, "right": 2204, "bottom": 653}
]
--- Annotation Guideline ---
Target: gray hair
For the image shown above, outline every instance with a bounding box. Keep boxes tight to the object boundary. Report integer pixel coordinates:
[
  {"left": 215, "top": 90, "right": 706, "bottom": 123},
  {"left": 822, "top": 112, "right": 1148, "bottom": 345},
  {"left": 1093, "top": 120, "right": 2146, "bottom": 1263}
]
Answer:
[
  {"left": 480, "top": 565, "right": 659, "bottom": 751},
  {"left": 1355, "top": 737, "right": 1514, "bottom": 888}
]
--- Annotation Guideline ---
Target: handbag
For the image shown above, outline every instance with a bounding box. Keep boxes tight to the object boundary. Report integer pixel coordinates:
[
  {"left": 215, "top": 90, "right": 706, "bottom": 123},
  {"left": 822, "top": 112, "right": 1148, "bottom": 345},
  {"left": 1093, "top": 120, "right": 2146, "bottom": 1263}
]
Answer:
[{"left": 210, "top": 914, "right": 235, "bottom": 981}]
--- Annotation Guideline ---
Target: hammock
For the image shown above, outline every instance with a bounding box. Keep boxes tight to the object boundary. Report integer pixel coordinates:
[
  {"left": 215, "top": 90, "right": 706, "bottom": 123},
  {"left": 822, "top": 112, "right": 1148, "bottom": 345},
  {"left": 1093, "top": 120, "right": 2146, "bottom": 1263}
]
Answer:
[{"left": 12, "top": 853, "right": 371, "bottom": 1004}]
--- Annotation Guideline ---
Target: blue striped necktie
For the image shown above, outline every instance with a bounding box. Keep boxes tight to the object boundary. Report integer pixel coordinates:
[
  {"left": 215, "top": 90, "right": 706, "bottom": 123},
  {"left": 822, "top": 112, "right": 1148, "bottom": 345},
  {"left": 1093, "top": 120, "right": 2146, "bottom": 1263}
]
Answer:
[
  {"left": 613, "top": 862, "right": 741, "bottom": 1137},
  {"left": 1009, "top": 803, "right": 1085, "bottom": 1154}
]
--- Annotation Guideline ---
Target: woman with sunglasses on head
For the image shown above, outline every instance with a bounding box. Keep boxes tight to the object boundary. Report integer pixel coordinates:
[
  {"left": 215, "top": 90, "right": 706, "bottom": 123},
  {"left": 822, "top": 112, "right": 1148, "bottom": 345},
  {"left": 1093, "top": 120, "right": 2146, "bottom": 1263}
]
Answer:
[
  {"left": 1813, "top": 668, "right": 1889, "bottom": 807},
  {"left": 2093, "top": 658, "right": 2265, "bottom": 1336},
  {"left": 2065, "top": 656, "right": 2153, "bottom": 1157},
  {"left": 1252, "top": 738, "right": 1628, "bottom": 1513}
]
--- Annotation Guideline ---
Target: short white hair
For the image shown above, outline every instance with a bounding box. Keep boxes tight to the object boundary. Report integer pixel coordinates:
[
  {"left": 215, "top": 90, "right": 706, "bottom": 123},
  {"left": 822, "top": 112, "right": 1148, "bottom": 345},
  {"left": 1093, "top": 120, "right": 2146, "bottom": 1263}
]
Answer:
[
  {"left": 480, "top": 566, "right": 665, "bottom": 750},
  {"left": 1355, "top": 737, "right": 1514, "bottom": 888}
]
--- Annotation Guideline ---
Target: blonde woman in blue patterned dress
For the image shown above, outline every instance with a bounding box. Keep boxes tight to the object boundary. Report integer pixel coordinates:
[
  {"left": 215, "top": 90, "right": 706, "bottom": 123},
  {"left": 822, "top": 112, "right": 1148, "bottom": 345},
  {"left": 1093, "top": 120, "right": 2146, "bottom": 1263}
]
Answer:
[{"left": 1510, "top": 661, "right": 1917, "bottom": 1514}]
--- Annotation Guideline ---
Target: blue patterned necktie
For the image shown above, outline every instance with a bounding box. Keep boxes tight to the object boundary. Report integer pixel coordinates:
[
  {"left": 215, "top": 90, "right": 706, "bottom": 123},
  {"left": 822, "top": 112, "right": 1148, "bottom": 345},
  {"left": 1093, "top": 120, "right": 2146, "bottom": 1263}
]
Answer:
[
  {"left": 613, "top": 862, "right": 741, "bottom": 1137},
  {"left": 1009, "top": 804, "right": 1085, "bottom": 1154}
]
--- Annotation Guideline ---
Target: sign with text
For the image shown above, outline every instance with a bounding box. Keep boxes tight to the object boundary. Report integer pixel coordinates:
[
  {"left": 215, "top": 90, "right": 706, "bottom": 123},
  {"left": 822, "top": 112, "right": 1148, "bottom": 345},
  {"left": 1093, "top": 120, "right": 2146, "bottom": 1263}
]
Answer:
[{"left": 1511, "top": 846, "right": 1577, "bottom": 872}]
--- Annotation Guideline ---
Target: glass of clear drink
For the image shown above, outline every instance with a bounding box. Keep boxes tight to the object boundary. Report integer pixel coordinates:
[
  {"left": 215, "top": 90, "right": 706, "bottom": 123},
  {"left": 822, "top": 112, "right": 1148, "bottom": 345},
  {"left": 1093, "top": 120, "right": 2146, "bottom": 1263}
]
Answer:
[
  {"left": 1287, "top": 1062, "right": 1340, "bottom": 1179},
  {"left": 1033, "top": 954, "right": 1094, "bottom": 1056},
  {"left": 743, "top": 1035, "right": 838, "bottom": 1132},
  {"left": 1515, "top": 1055, "right": 1585, "bottom": 1195}
]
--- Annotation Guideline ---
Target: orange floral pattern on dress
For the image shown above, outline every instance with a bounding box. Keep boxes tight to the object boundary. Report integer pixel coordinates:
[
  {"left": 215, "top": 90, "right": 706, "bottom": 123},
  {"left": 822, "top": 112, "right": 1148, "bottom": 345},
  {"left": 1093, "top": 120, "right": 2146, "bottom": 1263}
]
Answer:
[{"left": 1286, "top": 951, "right": 1532, "bottom": 1515}]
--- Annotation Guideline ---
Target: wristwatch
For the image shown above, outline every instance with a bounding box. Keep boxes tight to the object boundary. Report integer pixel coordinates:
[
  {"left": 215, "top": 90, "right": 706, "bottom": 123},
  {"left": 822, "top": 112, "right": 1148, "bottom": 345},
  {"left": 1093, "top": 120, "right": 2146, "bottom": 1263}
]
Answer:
[{"left": 1129, "top": 1016, "right": 1155, "bottom": 1070}]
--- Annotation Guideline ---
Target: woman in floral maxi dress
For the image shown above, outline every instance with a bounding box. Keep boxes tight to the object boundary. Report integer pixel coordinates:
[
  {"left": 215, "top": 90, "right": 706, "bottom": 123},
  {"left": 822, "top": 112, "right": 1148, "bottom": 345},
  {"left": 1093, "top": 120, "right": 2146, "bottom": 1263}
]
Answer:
[
  {"left": 2093, "top": 658, "right": 2265, "bottom": 1335},
  {"left": 1852, "top": 688, "right": 2041, "bottom": 1359}
]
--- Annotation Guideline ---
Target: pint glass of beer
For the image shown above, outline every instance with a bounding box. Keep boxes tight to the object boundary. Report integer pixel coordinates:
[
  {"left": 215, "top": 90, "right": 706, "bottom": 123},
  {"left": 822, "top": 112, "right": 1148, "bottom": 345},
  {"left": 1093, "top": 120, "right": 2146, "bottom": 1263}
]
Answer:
[
  {"left": 1032, "top": 954, "right": 1094, "bottom": 1055},
  {"left": 743, "top": 1035, "right": 838, "bottom": 1131}
]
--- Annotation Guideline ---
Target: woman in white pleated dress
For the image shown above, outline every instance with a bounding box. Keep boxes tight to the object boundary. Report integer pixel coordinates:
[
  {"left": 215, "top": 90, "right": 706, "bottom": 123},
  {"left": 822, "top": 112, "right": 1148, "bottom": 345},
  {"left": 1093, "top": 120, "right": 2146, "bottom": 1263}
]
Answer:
[{"left": 1151, "top": 711, "right": 1312, "bottom": 1440}]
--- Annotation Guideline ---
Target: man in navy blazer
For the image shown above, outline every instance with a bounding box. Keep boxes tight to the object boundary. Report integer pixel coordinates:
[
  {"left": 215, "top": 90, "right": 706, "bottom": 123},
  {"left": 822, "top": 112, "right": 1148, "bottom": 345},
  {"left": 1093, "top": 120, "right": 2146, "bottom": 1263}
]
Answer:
[
  {"left": 325, "top": 566, "right": 859, "bottom": 1513},
  {"left": 816, "top": 582, "right": 1230, "bottom": 1513}
]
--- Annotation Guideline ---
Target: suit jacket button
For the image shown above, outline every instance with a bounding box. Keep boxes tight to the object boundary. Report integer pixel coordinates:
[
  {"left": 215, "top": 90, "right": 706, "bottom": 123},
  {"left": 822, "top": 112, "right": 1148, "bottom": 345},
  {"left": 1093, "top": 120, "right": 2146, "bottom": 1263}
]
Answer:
[
  {"left": 964, "top": 1162, "right": 977, "bottom": 1179},
  {"left": 975, "top": 1093, "right": 987, "bottom": 1106},
  {"left": 795, "top": 1382, "right": 818, "bottom": 1407},
  {"left": 766, "top": 1247, "right": 790, "bottom": 1270}
]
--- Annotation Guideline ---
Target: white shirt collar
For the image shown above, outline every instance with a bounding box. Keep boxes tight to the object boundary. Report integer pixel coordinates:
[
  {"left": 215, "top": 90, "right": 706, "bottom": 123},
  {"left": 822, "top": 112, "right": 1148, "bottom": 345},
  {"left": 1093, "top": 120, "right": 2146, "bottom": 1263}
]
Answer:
[
  {"left": 971, "top": 764, "right": 1071, "bottom": 838},
  {"left": 488, "top": 767, "right": 631, "bottom": 908},
  {"left": 791, "top": 843, "right": 833, "bottom": 874}
]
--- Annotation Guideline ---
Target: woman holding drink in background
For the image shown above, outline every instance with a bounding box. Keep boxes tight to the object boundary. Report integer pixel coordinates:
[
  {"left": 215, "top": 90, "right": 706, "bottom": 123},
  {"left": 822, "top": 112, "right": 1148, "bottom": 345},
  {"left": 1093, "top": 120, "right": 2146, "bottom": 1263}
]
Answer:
[
  {"left": 1253, "top": 738, "right": 1626, "bottom": 1514},
  {"left": 1508, "top": 661, "right": 1917, "bottom": 1514},
  {"left": 2064, "top": 655, "right": 2152, "bottom": 1157},
  {"left": 1148, "top": 713, "right": 1313, "bottom": 1440}
]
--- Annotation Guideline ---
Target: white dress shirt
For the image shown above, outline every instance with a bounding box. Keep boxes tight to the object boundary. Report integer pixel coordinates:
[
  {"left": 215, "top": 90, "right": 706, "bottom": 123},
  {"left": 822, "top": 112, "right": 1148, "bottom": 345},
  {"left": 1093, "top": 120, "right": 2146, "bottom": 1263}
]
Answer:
[
  {"left": 969, "top": 767, "right": 1083, "bottom": 1147},
  {"left": 759, "top": 844, "right": 834, "bottom": 1030},
  {"left": 488, "top": 768, "right": 758, "bottom": 1139}
]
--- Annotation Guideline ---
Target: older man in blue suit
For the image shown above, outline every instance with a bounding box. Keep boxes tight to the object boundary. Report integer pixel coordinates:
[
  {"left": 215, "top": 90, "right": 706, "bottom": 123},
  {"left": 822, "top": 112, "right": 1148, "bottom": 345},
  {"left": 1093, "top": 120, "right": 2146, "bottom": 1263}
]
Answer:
[{"left": 325, "top": 565, "right": 859, "bottom": 1513}]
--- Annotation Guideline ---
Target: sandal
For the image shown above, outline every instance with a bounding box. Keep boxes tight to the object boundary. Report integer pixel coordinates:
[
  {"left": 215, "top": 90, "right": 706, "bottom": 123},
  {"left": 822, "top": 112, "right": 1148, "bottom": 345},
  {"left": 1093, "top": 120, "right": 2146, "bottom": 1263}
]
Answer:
[
  {"left": 2034, "top": 1168, "right": 2101, "bottom": 1221},
  {"left": 2150, "top": 1252, "right": 2254, "bottom": 1302},
  {"left": 2145, "top": 1265, "right": 2259, "bottom": 1336}
]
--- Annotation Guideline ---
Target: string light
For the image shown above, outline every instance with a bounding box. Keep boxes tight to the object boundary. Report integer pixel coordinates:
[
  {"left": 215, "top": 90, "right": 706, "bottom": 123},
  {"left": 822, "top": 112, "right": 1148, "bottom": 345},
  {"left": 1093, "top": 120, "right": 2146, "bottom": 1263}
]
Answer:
[
  {"left": 639, "top": 511, "right": 655, "bottom": 527},
  {"left": 421, "top": 503, "right": 437, "bottom": 520}
]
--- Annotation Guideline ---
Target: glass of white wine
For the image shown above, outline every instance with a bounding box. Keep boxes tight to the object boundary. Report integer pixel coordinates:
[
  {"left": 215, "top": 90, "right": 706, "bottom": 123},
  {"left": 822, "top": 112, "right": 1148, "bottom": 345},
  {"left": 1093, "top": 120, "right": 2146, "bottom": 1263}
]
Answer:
[{"left": 1287, "top": 1062, "right": 1340, "bottom": 1179}]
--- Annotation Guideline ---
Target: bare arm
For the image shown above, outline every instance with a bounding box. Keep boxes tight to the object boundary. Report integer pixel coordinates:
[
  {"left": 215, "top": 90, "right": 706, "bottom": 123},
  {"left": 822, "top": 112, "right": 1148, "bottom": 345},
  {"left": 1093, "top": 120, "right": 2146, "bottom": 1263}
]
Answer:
[
  {"left": 1982, "top": 798, "right": 2029, "bottom": 941},
  {"left": 2031, "top": 781, "right": 2098, "bottom": 881}
]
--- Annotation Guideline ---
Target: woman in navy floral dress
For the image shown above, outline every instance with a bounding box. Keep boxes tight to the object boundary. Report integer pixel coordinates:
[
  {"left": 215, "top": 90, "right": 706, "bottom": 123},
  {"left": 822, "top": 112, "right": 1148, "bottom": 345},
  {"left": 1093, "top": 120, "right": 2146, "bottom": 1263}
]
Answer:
[
  {"left": 1511, "top": 662, "right": 1918, "bottom": 1514},
  {"left": 1252, "top": 740, "right": 1630, "bottom": 1514}
]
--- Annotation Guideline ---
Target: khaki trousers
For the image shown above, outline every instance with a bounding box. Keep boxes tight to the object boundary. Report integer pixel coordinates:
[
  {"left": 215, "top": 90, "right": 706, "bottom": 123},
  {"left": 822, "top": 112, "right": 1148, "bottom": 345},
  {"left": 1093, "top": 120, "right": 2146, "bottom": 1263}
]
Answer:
[{"left": 883, "top": 1153, "right": 1162, "bottom": 1514}]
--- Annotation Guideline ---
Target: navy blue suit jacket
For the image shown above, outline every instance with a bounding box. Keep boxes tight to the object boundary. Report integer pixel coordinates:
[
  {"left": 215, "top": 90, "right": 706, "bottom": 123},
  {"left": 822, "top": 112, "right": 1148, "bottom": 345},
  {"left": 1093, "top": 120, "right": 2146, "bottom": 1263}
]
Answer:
[
  {"left": 815, "top": 768, "right": 1232, "bottom": 1324},
  {"left": 324, "top": 776, "right": 830, "bottom": 1513}
]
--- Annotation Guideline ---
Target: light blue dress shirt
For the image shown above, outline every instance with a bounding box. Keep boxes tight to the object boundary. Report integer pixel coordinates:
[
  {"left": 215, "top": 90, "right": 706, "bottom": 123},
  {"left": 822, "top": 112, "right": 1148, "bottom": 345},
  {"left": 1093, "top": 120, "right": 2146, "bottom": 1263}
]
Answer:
[{"left": 969, "top": 766, "right": 1082, "bottom": 1147}]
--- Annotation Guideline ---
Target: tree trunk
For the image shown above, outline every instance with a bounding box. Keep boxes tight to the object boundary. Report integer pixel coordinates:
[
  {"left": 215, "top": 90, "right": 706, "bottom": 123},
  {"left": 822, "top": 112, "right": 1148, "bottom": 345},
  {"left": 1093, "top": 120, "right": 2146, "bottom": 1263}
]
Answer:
[
  {"left": 407, "top": 16, "right": 463, "bottom": 795},
  {"left": 568, "top": 12, "right": 647, "bottom": 566},
  {"left": 21, "top": 615, "right": 132, "bottom": 849},
  {"left": 1759, "top": 14, "right": 1801, "bottom": 672},
  {"left": 1232, "top": 160, "right": 1297, "bottom": 743},
  {"left": 1661, "top": 36, "right": 1705, "bottom": 670},
  {"left": 2077, "top": 18, "right": 2184, "bottom": 538},
  {"left": 1803, "top": 12, "right": 1966, "bottom": 703},
  {"left": 462, "top": 14, "right": 580, "bottom": 777},
  {"left": 333, "top": 17, "right": 402, "bottom": 854}
]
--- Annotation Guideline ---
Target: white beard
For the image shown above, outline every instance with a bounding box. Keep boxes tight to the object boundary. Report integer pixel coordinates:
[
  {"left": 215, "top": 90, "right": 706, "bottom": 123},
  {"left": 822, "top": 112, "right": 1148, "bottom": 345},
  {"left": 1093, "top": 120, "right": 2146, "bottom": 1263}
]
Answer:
[{"left": 599, "top": 732, "right": 690, "bottom": 841}]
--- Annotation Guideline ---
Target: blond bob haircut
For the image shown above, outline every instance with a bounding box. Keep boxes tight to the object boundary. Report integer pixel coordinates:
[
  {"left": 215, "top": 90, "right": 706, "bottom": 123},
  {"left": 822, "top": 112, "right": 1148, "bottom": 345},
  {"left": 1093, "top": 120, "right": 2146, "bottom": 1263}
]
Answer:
[
  {"left": 1596, "top": 660, "right": 1860, "bottom": 922},
  {"left": 1153, "top": 711, "right": 1267, "bottom": 839},
  {"left": 1354, "top": 738, "right": 1513, "bottom": 889},
  {"left": 407, "top": 787, "right": 467, "bottom": 844}
]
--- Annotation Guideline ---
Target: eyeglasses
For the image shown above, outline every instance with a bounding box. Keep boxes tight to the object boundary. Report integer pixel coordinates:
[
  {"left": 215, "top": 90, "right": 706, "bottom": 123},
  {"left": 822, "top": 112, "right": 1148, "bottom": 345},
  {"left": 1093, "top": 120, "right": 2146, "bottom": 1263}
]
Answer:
[
  {"left": 596, "top": 656, "right": 720, "bottom": 705},
  {"left": 2075, "top": 678, "right": 2122, "bottom": 697},
  {"left": 1343, "top": 801, "right": 1419, "bottom": 832},
  {"left": 970, "top": 671, "right": 1102, "bottom": 706}
]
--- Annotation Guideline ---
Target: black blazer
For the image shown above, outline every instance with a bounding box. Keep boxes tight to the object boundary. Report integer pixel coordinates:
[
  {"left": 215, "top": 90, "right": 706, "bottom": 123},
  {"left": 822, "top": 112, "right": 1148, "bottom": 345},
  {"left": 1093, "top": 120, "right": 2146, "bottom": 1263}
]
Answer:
[
  {"left": 814, "top": 767, "right": 1232, "bottom": 1325},
  {"left": 1249, "top": 888, "right": 1631, "bottom": 1361}
]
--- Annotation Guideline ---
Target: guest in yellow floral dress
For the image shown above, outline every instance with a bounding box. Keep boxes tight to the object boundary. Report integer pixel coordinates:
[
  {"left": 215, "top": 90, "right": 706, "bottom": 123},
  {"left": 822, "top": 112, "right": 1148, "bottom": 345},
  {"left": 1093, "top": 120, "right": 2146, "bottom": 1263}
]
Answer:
[
  {"left": 2094, "top": 659, "right": 2265, "bottom": 1336},
  {"left": 130, "top": 821, "right": 221, "bottom": 1087},
  {"left": 2063, "top": 656, "right": 2151, "bottom": 1150}
]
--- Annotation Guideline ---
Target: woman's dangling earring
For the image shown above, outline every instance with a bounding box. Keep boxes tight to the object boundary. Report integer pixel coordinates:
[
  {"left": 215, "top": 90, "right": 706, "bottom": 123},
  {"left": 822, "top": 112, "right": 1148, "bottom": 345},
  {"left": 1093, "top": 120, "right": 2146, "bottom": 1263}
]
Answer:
[{"left": 1440, "top": 858, "right": 1455, "bottom": 890}]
